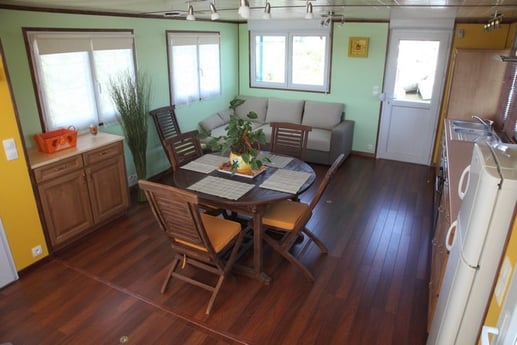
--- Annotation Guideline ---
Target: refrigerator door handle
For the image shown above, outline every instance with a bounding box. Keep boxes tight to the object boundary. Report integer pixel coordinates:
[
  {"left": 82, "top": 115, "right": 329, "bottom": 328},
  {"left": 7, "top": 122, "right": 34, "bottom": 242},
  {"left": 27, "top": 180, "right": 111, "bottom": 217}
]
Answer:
[
  {"left": 458, "top": 165, "right": 471, "bottom": 200},
  {"left": 445, "top": 220, "right": 458, "bottom": 251},
  {"left": 480, "top": 325, "right": 499, "bottom": 345}
]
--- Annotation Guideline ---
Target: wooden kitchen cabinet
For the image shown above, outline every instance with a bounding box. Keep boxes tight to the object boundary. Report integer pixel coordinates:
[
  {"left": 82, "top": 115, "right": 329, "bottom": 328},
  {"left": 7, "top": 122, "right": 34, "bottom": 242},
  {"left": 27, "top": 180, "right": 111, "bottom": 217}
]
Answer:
[{"left": 32, "top": 139, "right": 129, "bottom": 250}]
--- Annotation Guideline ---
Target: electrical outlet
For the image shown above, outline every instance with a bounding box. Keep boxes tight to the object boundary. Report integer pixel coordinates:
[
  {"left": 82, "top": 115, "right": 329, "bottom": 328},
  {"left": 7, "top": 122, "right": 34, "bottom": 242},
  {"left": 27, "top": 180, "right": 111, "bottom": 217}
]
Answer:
[
  {"left": 367, "top": 144, "right": 374, "bottom": 152},
  {"left": 128, "top": 174, "right": 138, "bottom": 185},
  {"left": 32, "top": 245, "right": 43, "bottom": 257}
]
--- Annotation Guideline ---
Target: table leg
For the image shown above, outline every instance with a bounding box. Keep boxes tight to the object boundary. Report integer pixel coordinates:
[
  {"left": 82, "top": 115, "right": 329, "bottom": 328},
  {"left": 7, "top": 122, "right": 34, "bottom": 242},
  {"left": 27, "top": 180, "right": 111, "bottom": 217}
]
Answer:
[{"left": 233, "top": 207, "right": 271, "bottom": 285}]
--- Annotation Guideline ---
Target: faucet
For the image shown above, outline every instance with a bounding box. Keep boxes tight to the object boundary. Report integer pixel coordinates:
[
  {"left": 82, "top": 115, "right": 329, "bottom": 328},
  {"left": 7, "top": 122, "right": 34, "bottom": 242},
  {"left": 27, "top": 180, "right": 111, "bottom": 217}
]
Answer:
[{"left": 472, "top": 115, "right": 494, "bottom": 130}]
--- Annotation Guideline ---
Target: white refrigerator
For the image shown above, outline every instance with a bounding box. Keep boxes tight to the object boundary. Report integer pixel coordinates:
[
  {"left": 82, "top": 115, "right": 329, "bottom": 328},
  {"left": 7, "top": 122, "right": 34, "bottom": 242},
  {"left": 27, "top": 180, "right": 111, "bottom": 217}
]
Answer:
[{"left": 427, "top": 142, "right": 517, "bottom": 345}]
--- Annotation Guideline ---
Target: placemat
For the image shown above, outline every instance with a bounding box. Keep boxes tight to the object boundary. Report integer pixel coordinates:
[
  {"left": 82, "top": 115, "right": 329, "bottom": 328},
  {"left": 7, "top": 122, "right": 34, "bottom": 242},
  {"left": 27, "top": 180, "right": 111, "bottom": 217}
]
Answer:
[
  {"left": 259, "top": 169, "right": 311, "bottom": 194},
  {"left": 260, "top": 153, "right": 293, "bottom": 169},
  {"left": 180, "top": 154, "right": 228, "bottom": 174},
  {"left": 187, "top": 176, "right": 254, "bottom": 200}
]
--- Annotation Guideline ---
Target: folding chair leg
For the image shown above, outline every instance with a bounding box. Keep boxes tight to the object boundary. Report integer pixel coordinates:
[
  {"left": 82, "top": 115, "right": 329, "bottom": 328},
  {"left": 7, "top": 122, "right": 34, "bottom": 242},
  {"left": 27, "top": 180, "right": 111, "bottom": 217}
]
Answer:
[
  {"left": 264, "top": 233, "right": 315, "bottom": 281},
  {"left": 206, "top": 275, "right": 225, "bottom": 315},
  {"left": 161, "top": 257, "right": 180, "bottom": 293},
  {"left": 303, "top": 228, "right": 328, "bottom": 254}
]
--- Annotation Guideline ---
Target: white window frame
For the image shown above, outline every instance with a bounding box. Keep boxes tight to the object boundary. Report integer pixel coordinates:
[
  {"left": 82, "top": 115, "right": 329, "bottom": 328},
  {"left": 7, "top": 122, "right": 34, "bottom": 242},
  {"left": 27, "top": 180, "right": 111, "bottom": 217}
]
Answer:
[
  {"left": 249, "top": 20, "right": 332, "bottom": 92},
  {"left": 167, "top": 31, "right": 221, "bottom": 106},
  {"left": 25, "top": 29, "right": 136, "bottom": 132}
]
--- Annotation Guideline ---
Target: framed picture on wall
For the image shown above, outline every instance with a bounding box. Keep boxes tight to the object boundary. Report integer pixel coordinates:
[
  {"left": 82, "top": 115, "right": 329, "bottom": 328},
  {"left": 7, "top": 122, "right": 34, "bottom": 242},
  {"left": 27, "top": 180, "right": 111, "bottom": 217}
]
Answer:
[{"left": 348, "top": 37, "right": 369, "bottom": 58}]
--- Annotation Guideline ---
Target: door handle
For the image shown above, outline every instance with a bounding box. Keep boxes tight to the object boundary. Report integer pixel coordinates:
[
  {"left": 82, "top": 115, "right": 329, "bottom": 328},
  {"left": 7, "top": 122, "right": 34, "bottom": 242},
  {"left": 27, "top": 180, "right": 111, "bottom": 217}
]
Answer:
[
  {"left": 458, "top": 165, "right": 471, "bottom": 200},
  {"left": 481, "top": 325, "right": 499, "bottom": 345}
]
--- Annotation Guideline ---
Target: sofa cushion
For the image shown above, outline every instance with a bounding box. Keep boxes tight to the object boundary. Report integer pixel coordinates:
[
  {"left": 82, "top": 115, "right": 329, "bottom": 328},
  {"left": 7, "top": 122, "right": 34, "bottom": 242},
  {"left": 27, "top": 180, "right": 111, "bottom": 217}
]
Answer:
[
  {"left": 302, "top": 101, "right": 344, "bottom": 130},
  {"left": 307, "top": 128, "right": 331, "bottom": 152},
  {"left": 200, "top": 112, "right": 225, "bottom": 132},
  {"left": 210, "top": 125, "right": 228, "bottom": 138},
  {"left": 217, "top": 108, "right": 233, "bottom": 123},
  {"left": 235, "top": 95, "right": 268, "bottom": 123},
  {"left": 265, "top": 98, "right": 304, "bottom": 124}
]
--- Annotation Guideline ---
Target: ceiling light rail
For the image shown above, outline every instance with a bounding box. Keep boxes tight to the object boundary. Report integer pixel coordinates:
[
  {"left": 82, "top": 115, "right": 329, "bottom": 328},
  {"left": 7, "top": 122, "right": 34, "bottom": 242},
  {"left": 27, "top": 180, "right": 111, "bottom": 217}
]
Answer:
[{"left": 484, "top": 10, "right": 503, "bottom": 32}]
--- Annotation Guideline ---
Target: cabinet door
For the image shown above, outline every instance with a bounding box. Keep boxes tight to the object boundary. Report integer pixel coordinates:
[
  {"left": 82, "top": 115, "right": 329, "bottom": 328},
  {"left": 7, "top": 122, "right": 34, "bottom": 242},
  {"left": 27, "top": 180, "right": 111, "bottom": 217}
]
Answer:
[
  {"left": 37, "top": 170, "right": 94, "bottom": 246},
  {"left": 86, "top": 154, "right": 129, "bottom": 224}
]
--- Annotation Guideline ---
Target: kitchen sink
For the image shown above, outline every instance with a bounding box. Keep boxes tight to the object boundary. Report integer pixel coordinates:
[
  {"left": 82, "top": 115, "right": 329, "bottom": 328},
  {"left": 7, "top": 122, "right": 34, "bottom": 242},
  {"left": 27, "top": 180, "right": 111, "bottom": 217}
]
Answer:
[
  {"left": 449, "top": 120, "right": 499, "bottom": 143},
  {"left": 451, "top": 120, "right": 488, "bottom": 131}
]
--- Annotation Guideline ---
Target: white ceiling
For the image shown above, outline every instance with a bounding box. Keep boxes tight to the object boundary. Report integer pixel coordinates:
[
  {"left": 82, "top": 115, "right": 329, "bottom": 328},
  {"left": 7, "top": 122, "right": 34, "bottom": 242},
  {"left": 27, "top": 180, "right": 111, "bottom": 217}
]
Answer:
[{"left": 1, "top": 0, "right": 517, "bottom": 23}]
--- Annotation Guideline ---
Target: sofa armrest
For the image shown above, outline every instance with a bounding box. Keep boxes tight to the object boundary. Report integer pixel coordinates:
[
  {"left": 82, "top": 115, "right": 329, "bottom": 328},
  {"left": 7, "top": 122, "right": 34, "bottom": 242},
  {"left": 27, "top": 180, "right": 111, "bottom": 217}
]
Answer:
[{"left": 330, "top": 120, "right": 354, "bottom": 162}]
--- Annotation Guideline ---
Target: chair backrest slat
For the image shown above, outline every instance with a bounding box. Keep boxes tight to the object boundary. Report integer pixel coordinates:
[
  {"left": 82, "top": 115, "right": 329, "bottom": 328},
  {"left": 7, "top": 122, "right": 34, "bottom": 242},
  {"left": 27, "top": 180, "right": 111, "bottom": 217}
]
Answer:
[
  {"left": 149, "top": 105, "right": 181, "bottom": 142},
  {"left": 163, "top": 130, "right": 203, "bottom": 172},
  {"left": 138, "top": 180, "right": 216, "bottom": 260},
  {"left": 270, "top": 122, "right": 312, "bottom": 160}
]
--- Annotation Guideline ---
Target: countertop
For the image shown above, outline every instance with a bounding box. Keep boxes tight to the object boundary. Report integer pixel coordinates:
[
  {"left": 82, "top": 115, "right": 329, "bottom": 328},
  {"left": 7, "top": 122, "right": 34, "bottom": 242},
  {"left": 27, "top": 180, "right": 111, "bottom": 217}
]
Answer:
[
  {"left": 28, "top": 132, "right": 124, "bottom": 169},
  {"left": 444, "top": 119, "right": 475, "bottom": 221}
]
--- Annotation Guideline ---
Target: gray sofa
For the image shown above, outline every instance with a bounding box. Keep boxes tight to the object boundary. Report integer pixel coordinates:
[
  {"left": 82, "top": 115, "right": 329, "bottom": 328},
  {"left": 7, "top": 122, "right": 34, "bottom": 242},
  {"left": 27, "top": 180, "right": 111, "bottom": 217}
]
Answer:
[{"left": 200, "top": 95, "right": 354, "bottom": 165}]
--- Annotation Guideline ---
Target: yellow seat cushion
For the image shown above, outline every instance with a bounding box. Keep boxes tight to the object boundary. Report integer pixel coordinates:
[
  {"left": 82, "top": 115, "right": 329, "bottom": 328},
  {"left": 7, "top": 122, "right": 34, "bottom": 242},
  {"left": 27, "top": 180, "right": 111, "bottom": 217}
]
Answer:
[
  {"left": 262, "top": 200, "right": 310, "bottom": 231},
  {"left": 175, "top": 214, "right": 241, "bottom": 253}
]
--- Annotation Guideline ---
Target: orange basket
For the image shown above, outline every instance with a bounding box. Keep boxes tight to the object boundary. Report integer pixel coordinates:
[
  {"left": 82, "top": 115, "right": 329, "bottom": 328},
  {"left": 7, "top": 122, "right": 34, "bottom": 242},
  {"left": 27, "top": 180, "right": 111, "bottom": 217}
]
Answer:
[{"left": 34, "top": 127, "right": 78, "bottom": 153}]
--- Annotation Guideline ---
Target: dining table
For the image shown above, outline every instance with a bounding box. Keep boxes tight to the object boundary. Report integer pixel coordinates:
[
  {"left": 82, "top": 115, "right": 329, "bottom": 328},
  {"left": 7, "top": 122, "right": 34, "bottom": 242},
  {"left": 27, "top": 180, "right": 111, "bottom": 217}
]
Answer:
[{"left": 169, "top": 151, "right": 316, "bottom": 284}]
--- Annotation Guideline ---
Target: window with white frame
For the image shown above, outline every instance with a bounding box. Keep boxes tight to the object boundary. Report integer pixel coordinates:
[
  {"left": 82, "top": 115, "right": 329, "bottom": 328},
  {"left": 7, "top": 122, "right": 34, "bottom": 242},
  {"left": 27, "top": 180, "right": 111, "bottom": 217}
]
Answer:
[
  {"left": 25, "top": 30, "right": 135, "bottom": 131},
  {"left": 167, "top": 31, "right": 221, "bottom": 106},
  {"left": 249, "top": 20, "right": 331, "bottom": 92}
]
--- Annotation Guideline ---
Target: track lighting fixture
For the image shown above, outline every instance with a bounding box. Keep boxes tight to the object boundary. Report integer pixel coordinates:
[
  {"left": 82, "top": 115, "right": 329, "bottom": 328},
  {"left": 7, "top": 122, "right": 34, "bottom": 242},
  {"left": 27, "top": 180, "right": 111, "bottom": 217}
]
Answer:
[
  {"left": 305, "top": 1, "right": 313, "bottom": 20},
  {"left": 210, "top": 2, "right": 220, "bottom": 20},
  {"left": 186, "top": 4, "right": 195, "bottom": 20},
  {"left": 238, "top": 0, "right": 250, "bottom": 19},
  {"left": 484, "top": 11, "right": 502, "bottom": 32},
  {"left": 263, "top": 2, "right": 271, "bottom": 20}
]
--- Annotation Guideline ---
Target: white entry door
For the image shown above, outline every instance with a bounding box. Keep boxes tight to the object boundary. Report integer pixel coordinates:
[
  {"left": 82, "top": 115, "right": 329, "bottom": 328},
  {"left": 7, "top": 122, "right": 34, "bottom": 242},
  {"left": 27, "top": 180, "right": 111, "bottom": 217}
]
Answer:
[
  {"left": 0, "top": 217, "right": 18, "bottom": 288},
  {"left": 377, "top": 29, "right": 452, "bottom": 165}
]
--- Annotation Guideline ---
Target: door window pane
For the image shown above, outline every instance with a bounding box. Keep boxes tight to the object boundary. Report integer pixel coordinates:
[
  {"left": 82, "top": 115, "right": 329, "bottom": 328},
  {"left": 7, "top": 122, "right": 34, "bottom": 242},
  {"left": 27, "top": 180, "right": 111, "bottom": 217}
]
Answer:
[{"left": 394, "top": 40, "right": 440, "bottom": 103}]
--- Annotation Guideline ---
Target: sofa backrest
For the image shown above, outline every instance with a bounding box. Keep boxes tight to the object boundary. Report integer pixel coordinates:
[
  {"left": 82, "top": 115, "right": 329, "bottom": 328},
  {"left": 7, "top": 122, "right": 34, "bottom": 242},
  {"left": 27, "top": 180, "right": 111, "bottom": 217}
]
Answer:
[
  {"left": 234, "top": 95, "right": 345, "bottom": 130},
  {"left": 235, "top": 95, "right": 268, "bottom": 123},
  {"left": 302, "top": 100, "right": 344, "bottom": 130},
  {"left": 265, "top": 98, "right": 305, "bottom": 124}
]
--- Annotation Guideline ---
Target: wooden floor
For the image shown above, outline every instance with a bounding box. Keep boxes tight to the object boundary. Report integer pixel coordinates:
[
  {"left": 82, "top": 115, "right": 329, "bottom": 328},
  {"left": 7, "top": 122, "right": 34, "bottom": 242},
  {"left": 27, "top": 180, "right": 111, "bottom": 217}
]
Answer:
[{"left": 0, "top": 155, "right": 435, "bottom": 345}]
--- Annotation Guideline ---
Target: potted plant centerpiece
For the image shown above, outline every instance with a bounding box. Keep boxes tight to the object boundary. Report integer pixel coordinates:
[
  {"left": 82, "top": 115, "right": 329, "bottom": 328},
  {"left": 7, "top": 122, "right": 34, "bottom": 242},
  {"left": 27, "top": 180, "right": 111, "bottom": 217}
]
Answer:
[{"left": 209, "top": 99, "right": 268, "bottom": 175}]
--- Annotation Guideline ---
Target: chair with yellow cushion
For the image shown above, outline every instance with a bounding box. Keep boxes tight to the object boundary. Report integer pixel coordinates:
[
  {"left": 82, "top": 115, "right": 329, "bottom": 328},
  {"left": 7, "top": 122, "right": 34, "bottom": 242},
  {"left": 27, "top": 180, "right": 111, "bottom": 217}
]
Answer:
[
  {"left": 138, "top": 180, "right": 244, "bottom": 315},
  {"left": 261, "top": 153, "right": 345, "bottom": 281}
]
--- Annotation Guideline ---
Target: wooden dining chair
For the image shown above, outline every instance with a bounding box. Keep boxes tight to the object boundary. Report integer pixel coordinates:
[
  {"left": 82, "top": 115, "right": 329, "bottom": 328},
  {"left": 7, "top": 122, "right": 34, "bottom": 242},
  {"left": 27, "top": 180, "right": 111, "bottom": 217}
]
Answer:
[
  {"left": 149, "top": 105, "right": 181, "bottom": 142},
  {"left": 162, "top": 130, "right": 203, "bottom": 172},
  {"left": 138, "top": 180, "right": 244, "bottom": 315},
  {"left": 261, "top": 153, "right": 345, "bottom": 281},
  {"left": 269, "top": 122, "right": 312, "bottom": 160}
]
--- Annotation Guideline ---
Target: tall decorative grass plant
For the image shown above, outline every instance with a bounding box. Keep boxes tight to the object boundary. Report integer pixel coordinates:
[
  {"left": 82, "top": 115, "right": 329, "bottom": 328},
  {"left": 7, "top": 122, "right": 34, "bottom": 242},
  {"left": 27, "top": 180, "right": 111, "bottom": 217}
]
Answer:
[{"left": 110, "top": 71, "right": 151, "bottom": 202}]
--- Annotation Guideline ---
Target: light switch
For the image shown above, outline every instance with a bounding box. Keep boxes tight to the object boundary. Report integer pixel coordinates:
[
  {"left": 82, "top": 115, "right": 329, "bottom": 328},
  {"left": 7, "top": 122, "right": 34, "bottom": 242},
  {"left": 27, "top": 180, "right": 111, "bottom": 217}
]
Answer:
[{"left": 2, "top": 138, "right": 18, "bottom": 161}]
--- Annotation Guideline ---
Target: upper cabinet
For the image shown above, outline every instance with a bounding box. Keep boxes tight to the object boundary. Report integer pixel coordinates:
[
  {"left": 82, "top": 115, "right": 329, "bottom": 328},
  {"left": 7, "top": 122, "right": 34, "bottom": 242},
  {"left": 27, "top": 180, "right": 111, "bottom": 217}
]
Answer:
[{"left": 446, "top": 48, "right": 509, "bottom": 121}]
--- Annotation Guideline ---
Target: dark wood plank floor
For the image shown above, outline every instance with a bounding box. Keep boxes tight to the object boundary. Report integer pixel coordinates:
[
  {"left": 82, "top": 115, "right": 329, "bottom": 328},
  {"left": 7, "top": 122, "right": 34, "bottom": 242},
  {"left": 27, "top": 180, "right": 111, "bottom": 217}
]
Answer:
[{"left": 0, "top": 155, "right": 435, "bottom": 345}]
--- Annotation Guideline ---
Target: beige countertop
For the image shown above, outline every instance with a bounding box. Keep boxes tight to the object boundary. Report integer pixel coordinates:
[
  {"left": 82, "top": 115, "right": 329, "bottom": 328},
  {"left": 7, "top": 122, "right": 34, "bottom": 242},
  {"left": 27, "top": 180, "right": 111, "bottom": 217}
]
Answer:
[
  {"left": 28, "top": 132, "right": 124, "bottom": 169},
  {"left": 444, "top": 119, "right": 475, "bottom": 221}
]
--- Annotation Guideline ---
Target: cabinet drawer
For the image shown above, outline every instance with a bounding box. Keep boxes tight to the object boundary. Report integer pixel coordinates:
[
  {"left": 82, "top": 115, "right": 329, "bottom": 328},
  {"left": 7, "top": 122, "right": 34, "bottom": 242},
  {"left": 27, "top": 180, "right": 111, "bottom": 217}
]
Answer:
[
  {"left": 33, "top": 155, "right": 83, "bottom": 183},
  {"left": 83, "top": 142, "right": 123, "bottom": 165}
]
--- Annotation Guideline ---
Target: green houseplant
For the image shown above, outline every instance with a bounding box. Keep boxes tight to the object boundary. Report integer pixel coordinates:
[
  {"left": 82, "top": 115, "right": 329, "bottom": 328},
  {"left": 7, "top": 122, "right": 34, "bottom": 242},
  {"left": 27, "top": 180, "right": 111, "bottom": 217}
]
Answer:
[
  {"left": 109, "top": 71, "right": 151, "bottom": 202},
  {"left": 209, "top": 99, "right": 268, "bottom": 174}
]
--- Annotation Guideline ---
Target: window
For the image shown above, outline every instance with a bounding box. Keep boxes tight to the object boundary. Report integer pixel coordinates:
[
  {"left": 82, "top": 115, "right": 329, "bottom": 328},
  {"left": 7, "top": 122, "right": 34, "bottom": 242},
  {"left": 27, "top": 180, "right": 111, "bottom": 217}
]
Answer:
[
  {"left": 249, "top": 20, "right": 331, "bottom": 92},
  {"left": 25, "top": 30, "right": 135, "bottom": 131},
  {"left": 167, "top": 31, "right": 221, "bottom": 105}
]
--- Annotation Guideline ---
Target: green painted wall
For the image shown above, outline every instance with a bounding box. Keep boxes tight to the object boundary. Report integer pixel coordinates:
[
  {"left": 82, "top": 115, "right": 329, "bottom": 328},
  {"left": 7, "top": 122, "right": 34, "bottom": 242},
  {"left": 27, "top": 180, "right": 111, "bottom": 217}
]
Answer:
[
  {"left": 238, "top": 22, "right": 389, "bottom": 154},
  {"left": 0, "top": 9, "right": 240, "bottom": 178}
]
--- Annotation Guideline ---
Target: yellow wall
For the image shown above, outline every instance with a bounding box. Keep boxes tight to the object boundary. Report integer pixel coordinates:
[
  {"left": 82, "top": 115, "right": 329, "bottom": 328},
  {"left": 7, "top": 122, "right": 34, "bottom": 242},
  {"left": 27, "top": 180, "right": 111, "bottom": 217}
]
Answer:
[
  {"left": 432, "top": 23, "right": 513, "bottom": 164},
  {"left": 0, "top": 48, "right": 49, "bottom": 270},
  {"left": 481, "top": 206, "right": 517, "bottom": 344}
]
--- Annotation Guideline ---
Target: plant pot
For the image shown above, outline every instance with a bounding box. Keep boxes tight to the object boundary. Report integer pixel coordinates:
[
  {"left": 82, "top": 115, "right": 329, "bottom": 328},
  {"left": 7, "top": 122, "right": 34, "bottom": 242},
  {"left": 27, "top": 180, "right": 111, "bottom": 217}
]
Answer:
[{"left": 230, "top": 152, "right": 252, "bottom": 175}]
